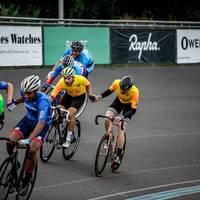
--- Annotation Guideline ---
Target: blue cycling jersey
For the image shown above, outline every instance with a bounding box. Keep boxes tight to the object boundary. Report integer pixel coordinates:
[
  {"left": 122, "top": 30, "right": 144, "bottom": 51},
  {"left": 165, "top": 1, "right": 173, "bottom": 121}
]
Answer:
[
  {"left": 52, "top": 61, "right": 88, "bottom": 79},
  {"left": 62, "top": 48, "right": 94, "bottom": 74},
  {"left": 21, "top": 91, "right": 52, "bottom": 125},
  {"left": 0, "top": 81, "right": 8, "bottom": 90}
]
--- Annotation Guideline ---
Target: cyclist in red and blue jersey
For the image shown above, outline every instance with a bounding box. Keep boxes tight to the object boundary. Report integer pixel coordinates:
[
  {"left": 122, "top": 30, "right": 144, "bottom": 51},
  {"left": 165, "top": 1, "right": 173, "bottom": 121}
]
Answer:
[
  {"left": 0, "top": 81, "right": 15, "bottom": 129},
  {"left": 7, "top": 75, "right": 52, "bottom": 194},
  {"left": 41, "top": 55, "right": 88, "bottom": 92},
  {"left": 53, "top": 41, "right": 94, "bottom": 75}
]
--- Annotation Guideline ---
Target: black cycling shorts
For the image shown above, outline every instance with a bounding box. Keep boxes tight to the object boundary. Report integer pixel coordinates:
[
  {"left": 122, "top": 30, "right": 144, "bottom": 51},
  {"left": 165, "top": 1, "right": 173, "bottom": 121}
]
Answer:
[
  {"left": 60, "top": 92, "right": 86, "bottom": 110},
  {"left": 109, "top": 97, "right": 135, "bottom": 119}
]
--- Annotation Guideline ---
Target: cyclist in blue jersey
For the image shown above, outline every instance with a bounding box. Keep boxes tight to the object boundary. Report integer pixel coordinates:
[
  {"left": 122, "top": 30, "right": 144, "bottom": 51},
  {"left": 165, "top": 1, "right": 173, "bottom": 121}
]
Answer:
[
  {"left": 53, "top": 41, "right": 94, "bottom": 75},
  {"left": 7, "top": 75, "right": 52, "bottom": 194},
  {"left": 41, "top": 55, "right": 88, "bottom": 92},
  {"left": 0, "top": 81, "right": 15, "bottom": 129}
]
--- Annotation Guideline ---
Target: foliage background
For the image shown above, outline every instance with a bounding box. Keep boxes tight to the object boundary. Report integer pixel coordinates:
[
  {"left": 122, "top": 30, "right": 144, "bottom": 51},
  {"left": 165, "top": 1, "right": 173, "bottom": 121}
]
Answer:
[{"left": 0, "top": 0, "right": 200, "bottom": 21}]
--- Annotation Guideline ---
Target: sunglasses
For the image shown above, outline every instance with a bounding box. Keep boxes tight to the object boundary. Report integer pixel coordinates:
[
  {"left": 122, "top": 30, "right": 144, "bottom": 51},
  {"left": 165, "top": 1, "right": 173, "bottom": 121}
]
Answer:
[{"left": 24, "top": 91, "right": 32, "bottom": 95}]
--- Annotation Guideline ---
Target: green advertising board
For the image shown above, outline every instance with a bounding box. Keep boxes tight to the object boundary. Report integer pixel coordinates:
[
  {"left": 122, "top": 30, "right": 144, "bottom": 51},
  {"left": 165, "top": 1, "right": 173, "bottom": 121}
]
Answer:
[{"left": 44, "top": 26, "right": 110, "bottom": 65}]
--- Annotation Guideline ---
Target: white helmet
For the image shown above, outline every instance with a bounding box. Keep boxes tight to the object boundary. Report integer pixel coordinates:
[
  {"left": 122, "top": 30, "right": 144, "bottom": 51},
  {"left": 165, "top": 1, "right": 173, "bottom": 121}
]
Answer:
[{"left": 21, "top": 75, "right": 41, "bottom": 93}]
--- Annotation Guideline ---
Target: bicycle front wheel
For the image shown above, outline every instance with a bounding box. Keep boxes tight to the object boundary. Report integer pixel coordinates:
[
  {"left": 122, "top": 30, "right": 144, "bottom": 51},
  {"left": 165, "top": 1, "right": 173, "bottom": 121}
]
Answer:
[
  {"left": 16, "top": 161, "right": 38, "bottom": 200},
  {"left": 0, "top": 157, "right": 13, "bottom": 200},
  {"left": 40, "top": 123, "right": 56, "bottom": 162},
  {"left": 95, "top": 133, "right": 110, "bottom": 177},
  {"left": 62, "top": 119, "right": 81, "bottom": 160},
  {"left": 111, "top": 133, "right": 126, "bottom": 173}
]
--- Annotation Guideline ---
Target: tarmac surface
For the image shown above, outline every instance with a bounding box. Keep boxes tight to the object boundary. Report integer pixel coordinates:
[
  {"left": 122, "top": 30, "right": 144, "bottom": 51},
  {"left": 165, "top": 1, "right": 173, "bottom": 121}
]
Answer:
[{"left": 0, "top": 65, "right": 200, "bottom": 200}]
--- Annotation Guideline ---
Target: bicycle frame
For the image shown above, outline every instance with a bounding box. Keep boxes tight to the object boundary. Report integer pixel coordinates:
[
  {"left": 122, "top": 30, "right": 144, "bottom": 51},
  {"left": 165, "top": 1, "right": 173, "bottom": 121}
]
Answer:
[
  {"left": 94, "top": 115, "right": 126, "bottom": 176},
  {"left": 0, "top": 137, "right": 30, "bottom": 199}
]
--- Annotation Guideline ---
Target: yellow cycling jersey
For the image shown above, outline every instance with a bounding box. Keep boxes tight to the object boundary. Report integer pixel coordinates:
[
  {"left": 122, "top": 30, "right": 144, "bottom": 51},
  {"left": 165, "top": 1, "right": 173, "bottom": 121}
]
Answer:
[
  {"left": 51, "top": 75, "right": 90, "bottom": 97},
  {"left": 109, "top": 79, "right": 139, "bottom": 109}
]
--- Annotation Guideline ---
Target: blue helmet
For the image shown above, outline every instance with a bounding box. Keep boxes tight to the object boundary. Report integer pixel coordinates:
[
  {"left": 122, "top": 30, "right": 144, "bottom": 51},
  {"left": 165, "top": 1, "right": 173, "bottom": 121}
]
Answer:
[
  {"left": 61, "top": 55, "right": 74, "bottom": 68},
  {"left": 71, "top": 41, "right": 83, "bottom": 52}
]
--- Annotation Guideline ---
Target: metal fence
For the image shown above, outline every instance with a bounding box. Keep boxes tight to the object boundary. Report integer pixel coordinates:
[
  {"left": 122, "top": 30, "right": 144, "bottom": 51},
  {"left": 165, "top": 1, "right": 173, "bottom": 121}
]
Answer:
[{"left": 0, "top": 16, "right": 200, "bottom": 28}]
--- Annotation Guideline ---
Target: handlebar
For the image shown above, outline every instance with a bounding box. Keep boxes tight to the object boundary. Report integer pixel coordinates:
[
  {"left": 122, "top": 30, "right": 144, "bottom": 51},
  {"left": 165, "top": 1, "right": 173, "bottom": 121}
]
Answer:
[
  {"left": 51, "top": 106, "right": 70, "bottom": 120},
  {"left": 0, "top": 137, "right": 29, "bottom": 149},
  {"left": 95, "top": 114, "right": 125, "bottom": 130}
]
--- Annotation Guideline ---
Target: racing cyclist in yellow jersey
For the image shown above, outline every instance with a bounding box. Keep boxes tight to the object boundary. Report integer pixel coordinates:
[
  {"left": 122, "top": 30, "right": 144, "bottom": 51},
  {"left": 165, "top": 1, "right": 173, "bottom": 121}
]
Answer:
[
  {"left": 91, "top": 75, "right": 139, "bottom": 165},
  {"left": 49, "top": 67, "right": 94, "bottom": 148}
]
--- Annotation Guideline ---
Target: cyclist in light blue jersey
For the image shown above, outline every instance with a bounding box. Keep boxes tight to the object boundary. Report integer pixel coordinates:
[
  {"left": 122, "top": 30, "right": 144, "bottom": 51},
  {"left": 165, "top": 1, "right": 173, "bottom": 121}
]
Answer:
[
  {"left": 53, "top": 41, "right": 94, "bottom": 75},
  {"left": 41, "top": 55, "right": 88, "bottom": 92},
  {"left": 7, "top": 75, "right": 52, "bottom": 193}
]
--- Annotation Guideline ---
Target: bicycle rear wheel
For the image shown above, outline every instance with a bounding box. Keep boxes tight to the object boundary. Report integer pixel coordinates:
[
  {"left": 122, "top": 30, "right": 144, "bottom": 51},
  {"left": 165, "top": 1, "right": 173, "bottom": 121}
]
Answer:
[
  {"left": 16, "top": 161, "right": 38, "bottom": 200},
  {"left": 40, "top": 123, "right": 56, "bottom": 162},
  {"left": 111, "top": 133, "right": 126, "bottom": 173},
  {"left": 0, "top": 157, "right": 13, "bottom": 200},
  {"left": 62, "top": 119, "right": 81, "bottom": 160},
  {"left": 95, "top": 133, "right": 110, "bottom": 177}
]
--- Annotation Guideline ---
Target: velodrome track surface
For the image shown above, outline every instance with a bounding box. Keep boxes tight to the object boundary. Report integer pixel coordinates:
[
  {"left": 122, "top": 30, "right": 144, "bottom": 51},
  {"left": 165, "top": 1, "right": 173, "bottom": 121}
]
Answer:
[{"left": 1, "top": 66, "right": 200, "bottom": 200}]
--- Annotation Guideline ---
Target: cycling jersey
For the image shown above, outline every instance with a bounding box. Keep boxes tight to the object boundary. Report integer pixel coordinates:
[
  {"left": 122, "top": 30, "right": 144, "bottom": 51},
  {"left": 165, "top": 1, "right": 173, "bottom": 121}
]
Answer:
[
  {"left": 0, "top": 94, "right": 4, "bottom": 115},
  {"left": 62, "top": 48, "right": 94, "bottom": 74},
  {"left": 52, "top": 61, "right": 88, "bottom": 79},
  {"left": 21, "top": 91, "right": 52, "bottom": 125},
  {"left": 0, "top": 81, "right": 8, "bottom": 90},
  {"left": 109, "top": 79, "right": 139, "bottom": 109},
  {"left": 51, "top": 75, "right": 90, "bottom": 98}
]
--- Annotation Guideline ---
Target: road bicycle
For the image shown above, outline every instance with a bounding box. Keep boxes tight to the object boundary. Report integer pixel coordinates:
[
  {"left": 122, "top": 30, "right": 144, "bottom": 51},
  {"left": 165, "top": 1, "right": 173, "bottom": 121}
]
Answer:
[
  {"left": 94, "top": 115, "right": 126, "bottom": 177},
  {"left": 0, "top": 137, "right": 37, "bottom": 200},
  {"left": 45, "top": 84, "right": 88, "bottom": 118},
  {"left": 40, "top": 106, "right": 81, "bottom": 162}
]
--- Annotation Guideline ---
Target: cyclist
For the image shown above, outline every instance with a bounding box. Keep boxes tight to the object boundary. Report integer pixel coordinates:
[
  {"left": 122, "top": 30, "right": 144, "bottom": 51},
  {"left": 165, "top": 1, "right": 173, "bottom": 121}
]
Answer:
[
  {"left": 0, "top": 81, "right": 16, "bottom": 129},
  {"left": 91, "top": 75, "right": 139, "bottom": 165},
  {"left": 41, "top": 55, "right": 88, "bottom": 92},
  {"left": 49, "top": 67, "right": 94, "bottom": 148},
  {"left": 53, "top": 41, "right": 94, "bottom": 76},
  {"left": 7, "top": 75, "right": 52, "bottom": 194}
]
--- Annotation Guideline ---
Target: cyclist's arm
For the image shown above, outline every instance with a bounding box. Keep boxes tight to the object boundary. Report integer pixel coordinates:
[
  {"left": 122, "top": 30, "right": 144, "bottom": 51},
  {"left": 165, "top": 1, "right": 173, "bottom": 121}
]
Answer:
[
  {"left": 122, "top": 109, "right": 136, "bottom": 119},
  {"left": 49, "top": 80, "right": 63, "bottom": 102},
  {"left": 84, "top": 79, "right": 92, "bottom": 96},
  {"left": 46, "top": 63, "right": 63, "bottom": 85},
  {"left": 29, "top": 120, "right": 45, "bottom": 141},
  {"left": 130, "top": 89, "right": 139, "bottom": 109},
  {"left": 6, "top": 82, "right": 14, "bottom": 104},
  {"left": 98, "top": 89, "right": 113, "bottom": 99}
]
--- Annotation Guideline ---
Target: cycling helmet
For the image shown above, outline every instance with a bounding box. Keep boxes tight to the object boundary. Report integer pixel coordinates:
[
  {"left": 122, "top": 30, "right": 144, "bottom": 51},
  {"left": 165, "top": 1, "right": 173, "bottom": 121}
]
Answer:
[
  {"left": 71, "top": 41, "right": 84, "bottom": 52},
  {"left": 61, "top": 55, "right": 74, "bottom": 68},
  {"left": 119, "top": 76, "right": 133, "bottom": 90},
  {"left": 61, "top": 67, "right": 75, "bottom": 77},
  {"left": 21, "top": 75, "right": 41, "bottom": 93}
]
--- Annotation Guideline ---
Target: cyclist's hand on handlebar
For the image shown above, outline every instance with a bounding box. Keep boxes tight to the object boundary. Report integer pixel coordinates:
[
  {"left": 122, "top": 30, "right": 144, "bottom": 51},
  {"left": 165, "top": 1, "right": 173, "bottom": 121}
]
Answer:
[
  {"left": 41, "top": 83, "right": 49, "bottom": 92},
  {"left": 19, "top": 138, "right": 31, "bottom": 146},
  {"left": 6, "top": 99, "right": 17, "bottom": 112}
]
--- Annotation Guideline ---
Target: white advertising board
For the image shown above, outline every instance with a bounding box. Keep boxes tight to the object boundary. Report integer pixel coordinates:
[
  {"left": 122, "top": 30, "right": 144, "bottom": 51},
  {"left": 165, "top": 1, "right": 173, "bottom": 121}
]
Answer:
[
  {"left": 177, "top": 29, "right": 200, "bottom": 64},
  {"left": 0, "top": 26, "right": 42, "bottom": 66}
]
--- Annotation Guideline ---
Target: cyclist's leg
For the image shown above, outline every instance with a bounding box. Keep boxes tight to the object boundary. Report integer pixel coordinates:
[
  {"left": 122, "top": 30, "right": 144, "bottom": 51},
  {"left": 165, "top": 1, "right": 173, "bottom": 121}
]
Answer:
[
  {"left": 6, "top": 117, "right": 30, "bottom": 155},
  {"left": 66, "top": 95, "right": 84, "bottom": 143},
  {"left": 105, "top": 97, "right": 122, "bottom": 133},
  {"left": 22, "top": 124, "right": 49, "bottom": 184}
]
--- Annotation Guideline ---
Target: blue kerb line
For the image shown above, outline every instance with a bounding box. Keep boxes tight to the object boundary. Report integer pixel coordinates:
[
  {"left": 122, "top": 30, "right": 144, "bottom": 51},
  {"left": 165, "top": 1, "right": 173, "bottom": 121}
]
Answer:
[{"left": 126, "top": 185, "right": 200, "bottom": 200}]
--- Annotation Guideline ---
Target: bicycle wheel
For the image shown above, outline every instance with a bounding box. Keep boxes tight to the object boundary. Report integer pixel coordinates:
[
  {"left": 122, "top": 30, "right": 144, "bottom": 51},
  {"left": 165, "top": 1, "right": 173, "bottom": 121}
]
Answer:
[
  {"left": 95, "top": 133, "right": 110, "bottom": 177},
  {"left": 40, "top": 123, "right": 56, "bottom": 162},
  {"left": 75, "top": 92, "right": 88, "bottom": 118},
  {"left": 0, "top": 157, "right": 14, "bottom": 200},
  {"left": 62, "top": 119, "right": 81, "bottom": 160},
  {"left": 111, "top": 133, "right": 126, "bottom": 173},
  {"left": 16, "top": 161, "right": 38, "bottom": 200}
]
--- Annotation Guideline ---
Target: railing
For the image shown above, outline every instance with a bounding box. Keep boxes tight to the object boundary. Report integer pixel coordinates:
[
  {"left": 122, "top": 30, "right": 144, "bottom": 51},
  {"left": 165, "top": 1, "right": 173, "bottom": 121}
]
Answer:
[{"left": 0, "top": 16, "right": 200, "bottom": 28}]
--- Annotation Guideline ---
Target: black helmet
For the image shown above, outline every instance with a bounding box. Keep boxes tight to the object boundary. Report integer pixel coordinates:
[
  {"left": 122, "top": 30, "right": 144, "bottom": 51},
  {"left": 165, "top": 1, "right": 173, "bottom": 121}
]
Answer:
[
  {"left": 71, "top": 41, "right": 84, "bottom": 52},
  {"left": 119, "top": 76, "right": 133, "bottom": 90}
]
